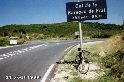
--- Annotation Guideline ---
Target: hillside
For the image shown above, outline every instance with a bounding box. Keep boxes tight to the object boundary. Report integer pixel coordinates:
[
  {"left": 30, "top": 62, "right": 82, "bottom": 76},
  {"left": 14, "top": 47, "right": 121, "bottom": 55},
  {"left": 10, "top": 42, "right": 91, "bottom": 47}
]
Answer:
[
  {"left": 87, "top": 31, "right": 124, "bottom": 55},
  {"left": 0, "top": 22, "right": 121, "bottom": 39},
  {"left": 83, "top": 31, "right": 124, "bottom": 82},
  {"left": 50, "top": 31, "right": 124, "bottom": 82},
  {"left": 100, "top": 32, "right": 124, "bottom": 82},
  {"left": 0, "top": 22, "right": 121, "bottom": 46}
]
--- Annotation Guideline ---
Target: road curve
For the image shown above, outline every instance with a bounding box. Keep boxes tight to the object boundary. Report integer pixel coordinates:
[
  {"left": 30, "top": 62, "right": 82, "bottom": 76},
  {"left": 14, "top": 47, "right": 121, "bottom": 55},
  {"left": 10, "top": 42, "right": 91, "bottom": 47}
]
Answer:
[
  {"left": 0, "top": 40, "right": 104, "bottom": 82},
  {"left": 0, "top": 41, "right": 78, "bottom": 82}
]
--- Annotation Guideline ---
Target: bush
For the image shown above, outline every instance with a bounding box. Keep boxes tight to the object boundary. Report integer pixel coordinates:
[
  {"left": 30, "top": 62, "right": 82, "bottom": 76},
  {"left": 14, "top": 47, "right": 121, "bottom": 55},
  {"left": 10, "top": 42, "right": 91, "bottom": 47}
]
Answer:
[
  {"left": 102, "top": 51, "right": 124, "bottom": 82},
  {"left": 91, "top": 34, "right": 111, "bottom": 38},
  {"left": 17, "top": 39, "right": 26, "bottom": 45},
  {"left": 0, "top": 38, "right": 9, "bottom": 46},
  {"left": 102, "top": 54, "right": 117, "bottom": 68},
  {"left": 111, "top": 63, "right": 124, "bottom": 81},
  {"left": 97, "top": 72, "right": 116, "bottom": 82},
  {"left": 113, "top": 50, "right": 124, "bottom": 61}
]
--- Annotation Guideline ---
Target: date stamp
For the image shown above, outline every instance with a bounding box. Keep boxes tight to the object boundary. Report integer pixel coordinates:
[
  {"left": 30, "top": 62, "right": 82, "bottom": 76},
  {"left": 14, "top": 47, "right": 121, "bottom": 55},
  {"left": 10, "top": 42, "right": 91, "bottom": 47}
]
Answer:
[{"left": 5, "top": 75, "right": 41, "bottom": 80}]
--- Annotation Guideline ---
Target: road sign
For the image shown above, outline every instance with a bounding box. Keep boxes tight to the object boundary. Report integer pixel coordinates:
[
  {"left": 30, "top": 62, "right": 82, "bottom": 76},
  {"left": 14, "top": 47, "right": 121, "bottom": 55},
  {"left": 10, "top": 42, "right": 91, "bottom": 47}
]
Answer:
[
  {"left": 66, "top": 0, "right": 107, "bottom": 22},
  {"left": 10, "top": 40, "right": 17, "bottom": 45},
  {"left": 10, "top": 37, "right": 18, "bottom": 45},
  {"left": 75, "top": 31, "right": 80, "bottom": 35}
]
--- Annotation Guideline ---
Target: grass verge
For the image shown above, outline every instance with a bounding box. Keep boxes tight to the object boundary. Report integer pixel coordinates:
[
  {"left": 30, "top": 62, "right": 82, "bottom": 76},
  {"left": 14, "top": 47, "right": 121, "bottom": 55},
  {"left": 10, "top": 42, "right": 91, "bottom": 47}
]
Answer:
[{"left": 51, "top": 31, "right": 124, "bottom": 82}]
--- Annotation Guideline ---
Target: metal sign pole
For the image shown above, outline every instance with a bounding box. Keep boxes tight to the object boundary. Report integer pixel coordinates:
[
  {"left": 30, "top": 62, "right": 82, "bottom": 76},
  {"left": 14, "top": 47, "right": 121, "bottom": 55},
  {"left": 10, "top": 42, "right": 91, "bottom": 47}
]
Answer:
[
  {"left": 79, "top": 22, "right": 83, "bottom": 51},
  {"left": 78, "top": 0, "right": 83, "bottom": 51}
]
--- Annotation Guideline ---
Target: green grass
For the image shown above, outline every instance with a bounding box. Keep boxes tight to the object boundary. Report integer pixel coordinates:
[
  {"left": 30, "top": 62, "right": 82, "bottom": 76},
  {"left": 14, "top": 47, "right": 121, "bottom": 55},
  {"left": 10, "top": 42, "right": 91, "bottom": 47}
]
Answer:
[
  {"left": 69, "top": 77, "right": 82, "bottom": 82},
  {"left": 63, "top": 32, "right": 124, "bottom": 82},
  {"left": 0, "top": 37, "right": 26, "bottom": 46},
  {"left": 93, "top": 32, "right": 124, "bottom": 82},
  {"left": 96, "top": 72, "right": 117, "bottom": 82},
  {"left": 0, "top": 37, "right": 9, "bottom": 46},
  {"left": 64, "top": 45, "right": 79, "bottom": 63},
  {"left": 84, "top": 54, "right": 101, "bottom": 63}
]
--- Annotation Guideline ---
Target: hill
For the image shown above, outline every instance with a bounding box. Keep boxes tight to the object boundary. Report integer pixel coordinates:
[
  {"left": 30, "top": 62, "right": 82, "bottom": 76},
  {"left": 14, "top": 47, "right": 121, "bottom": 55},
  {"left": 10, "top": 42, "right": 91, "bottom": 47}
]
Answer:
[
  {"left": 101, "top": 32, "right": 124, "bottom": 82},
  {"left": 0, "top": 22, "right": 121, "bottom": 46},
  {"left": 84, "top": 31, "right": 124, "bottom": 82},
  {"left": 0, "top": 22, "right": 121, "bottom": 39}
]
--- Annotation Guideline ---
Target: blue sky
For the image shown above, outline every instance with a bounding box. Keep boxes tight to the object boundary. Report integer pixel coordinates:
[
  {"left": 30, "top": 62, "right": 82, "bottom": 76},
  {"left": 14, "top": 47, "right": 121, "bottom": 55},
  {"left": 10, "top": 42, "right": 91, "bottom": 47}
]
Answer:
[{"left": 0, "top": 0, "right": 124, "bottom": 26}]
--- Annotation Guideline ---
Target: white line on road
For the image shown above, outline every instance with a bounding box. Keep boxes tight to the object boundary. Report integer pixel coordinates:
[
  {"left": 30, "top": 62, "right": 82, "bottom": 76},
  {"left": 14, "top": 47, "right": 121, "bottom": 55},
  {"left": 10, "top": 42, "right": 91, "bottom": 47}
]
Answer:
[
  {"left": 56, "top": 43, "right": 60, "bottom": 45},
  {"left": 7, "top": 53, "right": 15, "bottom": 56},
  {"left": 0, "top": 44, "right": 48, "bottom": 61},
  {"left": 42, "top": 44, "right": 48, "bottom": 47},
  {"left": 64, "top": 46, "right": 73, "bottom": 52},
  {"left": 0, "top": 44, "right": 27, "bottom": 50},
  {"left": 0, "top": 58, "right": 4, "bottom": 60},
  {"left": 41, "top": 64, "right": 55, "bottom": 82},
  {"left": 0, "top": 54, "right": 9, "bottom": 57}
]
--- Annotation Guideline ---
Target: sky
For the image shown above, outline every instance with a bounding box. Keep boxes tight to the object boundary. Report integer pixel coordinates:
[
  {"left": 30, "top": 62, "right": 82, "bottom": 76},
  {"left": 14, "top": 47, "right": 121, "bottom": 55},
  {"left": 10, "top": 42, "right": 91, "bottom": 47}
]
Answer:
[{"left": 0, "top": 0, "right": 124, "bottom": 26}]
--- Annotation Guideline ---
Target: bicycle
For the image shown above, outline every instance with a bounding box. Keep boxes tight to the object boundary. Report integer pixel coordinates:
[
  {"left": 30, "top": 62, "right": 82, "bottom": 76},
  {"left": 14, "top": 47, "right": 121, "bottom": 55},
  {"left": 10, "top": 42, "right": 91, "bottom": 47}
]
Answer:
[{"left": 73, "top": 49, "right": 90, "bottom": 74}]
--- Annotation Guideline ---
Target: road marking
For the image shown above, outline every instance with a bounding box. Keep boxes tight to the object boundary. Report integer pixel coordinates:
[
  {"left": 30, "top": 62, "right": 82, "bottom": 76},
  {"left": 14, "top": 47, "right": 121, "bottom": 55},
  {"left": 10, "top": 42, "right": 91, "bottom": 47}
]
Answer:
[
  {"left": 17, "top": 50, "right": 23, "bottom": 53},
  {"left": 0, "top": 58, "right": 4, "bottom": 60},
  {"left": 0, "top": 44, "right": 27, "bottom": 50},
  {"left": 64, "top": 46, "right": 73, "bottom": 52},
  {"left": 0, "top": 54, "right": 9, "bottom": 57},
  {"left": 63, "top": 42, "right": 75, "bottom": 44},
  {"left": 0, "top": 44, "right": 47, "bottom": 61},
  {"left": 7, "top": 53, "right": 15, "bottom": 56},
  {"left": 42, "top": 44, "right": 47, "bottom": 47},
  {"left": 28, "top": 48, "right": 32, "bottom": 50},
  {"left": 22, "top": 48, "right": 28, "bottom": 51},
  {"left": 56, "top": 43, "right": 60, "bottom": 45},
  {"left": 41, "top": 64, "right": 55, "bottom": 82}
]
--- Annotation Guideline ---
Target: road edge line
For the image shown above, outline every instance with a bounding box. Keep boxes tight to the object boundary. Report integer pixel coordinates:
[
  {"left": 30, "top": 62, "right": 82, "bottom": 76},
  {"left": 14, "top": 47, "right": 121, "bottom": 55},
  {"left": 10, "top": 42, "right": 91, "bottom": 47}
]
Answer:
[
  {"left": 41, "top": 64, "right": 55, "bottom": 82},
  {"left": 64, "top": 46, "right": 74, "bottom": 52}
]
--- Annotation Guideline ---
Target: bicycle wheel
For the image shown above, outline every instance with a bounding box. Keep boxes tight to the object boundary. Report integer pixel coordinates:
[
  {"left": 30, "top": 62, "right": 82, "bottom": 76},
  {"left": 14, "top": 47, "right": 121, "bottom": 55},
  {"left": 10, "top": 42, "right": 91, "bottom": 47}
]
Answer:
[
  {"left": 78, "top": 60, "right": 89, "bottom": 74},
  {"left": 77, "top": 59, "right": 85, "bottom": 73}
]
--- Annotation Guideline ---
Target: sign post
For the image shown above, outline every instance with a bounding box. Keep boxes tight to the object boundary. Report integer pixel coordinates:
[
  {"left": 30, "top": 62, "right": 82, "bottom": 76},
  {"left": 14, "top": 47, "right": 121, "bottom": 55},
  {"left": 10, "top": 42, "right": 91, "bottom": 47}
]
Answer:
[
  {"left": 78, "top": 0, "right": 83, "bottom": 51},
  {"left": 66, "top": 0, "right": 107, "bottom": 72},
  {"left": 66, "top": 0, "right": 107, "bottom": 51}
]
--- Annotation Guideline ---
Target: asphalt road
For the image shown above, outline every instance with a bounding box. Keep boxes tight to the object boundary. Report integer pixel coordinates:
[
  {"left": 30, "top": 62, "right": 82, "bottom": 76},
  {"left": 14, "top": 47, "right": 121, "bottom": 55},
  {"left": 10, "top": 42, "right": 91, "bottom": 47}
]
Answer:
[
  {"left": 0, "top": 40, "right": 103, "bottom": 82},
  {"left": 0, "top": 40, "right": 79, "bottom": 82}
]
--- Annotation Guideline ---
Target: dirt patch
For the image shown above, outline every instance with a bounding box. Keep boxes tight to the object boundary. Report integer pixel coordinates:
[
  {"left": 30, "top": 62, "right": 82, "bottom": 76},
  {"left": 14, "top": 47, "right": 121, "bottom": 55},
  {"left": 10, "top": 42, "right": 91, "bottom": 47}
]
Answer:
[
  {"left": 80, "top": 62, "right": 104, "bottom": 79},
  {"left": 50, "top": 62, "right": 104, "bottom": 82}
]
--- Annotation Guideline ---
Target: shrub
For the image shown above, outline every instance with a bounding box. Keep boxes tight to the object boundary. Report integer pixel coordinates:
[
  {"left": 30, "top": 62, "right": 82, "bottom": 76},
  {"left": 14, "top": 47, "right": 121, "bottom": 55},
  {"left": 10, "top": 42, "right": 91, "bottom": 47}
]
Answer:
[
  {"left": 102, "top": 54, "right": 117, "bottom": 68},
  {"left": 97, "top": 72, "right": 116, "bottom": 82},
  {"left": 111, "top": 63, "right": 124, "bottom": 81},
  {"left": 17, "top": 39, "right": 26, "bottom": 45},
  {"left": 0, "top": 38, "right": 9, "bottom": 46},
  {"left": 102, "top": 51, "right": 124, "bottom": 82},
  {"left": 91, "top": 34, "right": 111, "bottom": 38}
]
